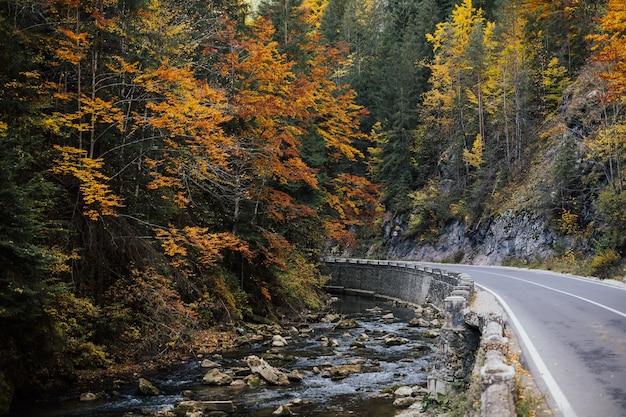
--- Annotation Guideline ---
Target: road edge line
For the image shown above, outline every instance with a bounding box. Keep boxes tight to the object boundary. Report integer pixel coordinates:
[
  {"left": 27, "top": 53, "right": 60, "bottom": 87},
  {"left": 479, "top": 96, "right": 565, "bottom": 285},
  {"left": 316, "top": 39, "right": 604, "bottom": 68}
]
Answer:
[{"left": 475, "top": 283, "right": 579, "bottom": 417}]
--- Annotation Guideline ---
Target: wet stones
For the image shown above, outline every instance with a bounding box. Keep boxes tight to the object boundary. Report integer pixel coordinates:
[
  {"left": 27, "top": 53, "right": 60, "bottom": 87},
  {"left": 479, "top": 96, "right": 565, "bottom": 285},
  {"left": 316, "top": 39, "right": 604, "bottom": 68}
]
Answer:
[
  {"left": 321, "top": 313, "right": 341, "bottom": 323},
  {"left": 319, "top": 336, "right": 341, "bottom": 347},
  {"left": 326, "top": 364, "right": 362, "bottom": 380},
  {"left": 391, "top": 385, "right": 429, "bottom": 412},
  {"left": 333, "top": 318, "right": 359, "bottom": 329},
  {"left": 201, "top": 368, "right": 233, "bottom": 386},
  {"left": 271, "top": 335, "right": 289, "bottom": 347},
  {"left": 200, "top": 359, "right": 220, "bottom": 369},
  {"left": 79, "top": 392, "right": 98, "bottom": 401},
  {"left": 245, "top": 355, "right": 290, "bottom": 386},
  {"left": 381, "top": 312, "right": 396, "bottom": 322},
  {"left": 138, "top": 377, "right": 160, "bottom": 396},
  {"left": 271, "top": 398, "right": 308, "bottom": 416},
  {"left": 382, "top": 333, "right": 410, "bottom": 346},
  {"left": 175, "top": 400, "right": 235, "bottom": 414},
  {"left": 80, "top": 300, "right": 442, "bottom": 417}
]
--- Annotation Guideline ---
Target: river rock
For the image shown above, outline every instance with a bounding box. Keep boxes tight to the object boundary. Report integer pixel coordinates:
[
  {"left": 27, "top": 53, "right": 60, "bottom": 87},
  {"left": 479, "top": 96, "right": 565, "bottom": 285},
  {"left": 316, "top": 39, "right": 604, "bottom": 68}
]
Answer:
[
  {"left": 422, "top": 329, "right": 440, "bottom": 338},
  {"left": 298, "top": 326, "right": 315, "bottom": 336},
  {"left": 175, "top": 400, "right": 235, "bottom": 414},
  {"left": 272, "top": 405, "right": 294, "bottom": 415},
  {"left": 394, "top": 386, "right": 414, "bottom": 397},
  {"left": 393, "top": 396, "right": 420, "bottom": 407},
  {"left": 395, "top": 402, "right": 426, "bottom": 416},
  {"left": 413, "top": 344, "right": 431, "bottom": 353},
  {"left": 246, "top": 374, "right": 265, "bottom": 387},
  {"left": 287, "top": 370, "right": 304, "bottom": 382},
  {"left": 245, "top": 355, "right": 290, "bottom": 385},
  {"left": 321, "top": 313, "right": 341, "bottom": 323},
  {"left": 138, "top": 378, "right": 159, "bottom": 395},
  {"left": 289, "top": 398, "right": 303, "bottom": 406},
  {"left": 79, "top": 392, "right": 98, "bottom": 401},
  {"left": 382, "top": 313, "right": 395, "bottom": 322},
  {"left": 383, "top": 334, "right": 409, "bottom": 346},
  {"left": 200, "top": 359, "right": 220, "bottom": 368},
  {"left": 326, "top": 364, "right": 362, "bottom": 380},
  {"left": 202, "top": 368, "right": 233, "bottom": 386},
  {"left": 319, "top": 336, "right": 340, "bottom": 347},
  {"left": 429, "top": 319, "right": 442, "bottom": 328},
  {"left": 409, "top": 317, "right": 432, "bottom": 327},
  {"left": 138, "top": 377, "right": 160, "bottom": 396},
  {"left": 350, "top": 340, "right": 365, "bottom": 348},
  {"left": 335, "top": 318, "right": 359, "bottom": 329},
  {"left": 272, "top": 335, "right": 289, "bottom": 347}
]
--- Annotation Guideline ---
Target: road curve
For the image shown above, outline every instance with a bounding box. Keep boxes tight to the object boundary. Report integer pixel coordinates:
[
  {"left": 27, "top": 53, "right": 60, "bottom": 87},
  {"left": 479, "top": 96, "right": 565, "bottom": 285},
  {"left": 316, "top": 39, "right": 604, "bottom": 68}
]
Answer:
[{"left": 422, "top": 263, "right": 626, "bottom": 417}]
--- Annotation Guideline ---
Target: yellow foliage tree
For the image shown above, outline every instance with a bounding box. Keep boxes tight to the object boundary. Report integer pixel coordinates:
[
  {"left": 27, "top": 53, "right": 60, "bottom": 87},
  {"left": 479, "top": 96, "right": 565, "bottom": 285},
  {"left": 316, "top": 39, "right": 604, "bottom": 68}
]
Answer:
[
  {"left": 423, "top": 0, "right": 492, "bottom": 181},
  {"left": 52, "top": 145, "right": 124, "bottom": 220},
  {"left": 587, "top": 0, "right": 626, "bottom": 101},
  {"left": 586, "top": 1, "right": 626, "bottom": 192},
  {"left": 463, "top": 134, "right": 484, "bottom": 170}
]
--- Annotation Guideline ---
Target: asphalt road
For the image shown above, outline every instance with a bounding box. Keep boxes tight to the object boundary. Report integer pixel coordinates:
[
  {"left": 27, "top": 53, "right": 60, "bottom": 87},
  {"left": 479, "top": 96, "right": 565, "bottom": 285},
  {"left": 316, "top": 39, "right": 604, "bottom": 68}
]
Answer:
[{"left": 423, "top": 263, "right": 626, "bottom": 417}]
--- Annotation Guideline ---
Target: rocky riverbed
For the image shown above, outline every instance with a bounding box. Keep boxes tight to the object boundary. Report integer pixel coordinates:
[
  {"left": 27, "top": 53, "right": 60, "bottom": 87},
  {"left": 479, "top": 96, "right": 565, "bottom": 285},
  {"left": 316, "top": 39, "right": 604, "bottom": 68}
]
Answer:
[{"left": 18, "top": 295, "right": 445, "bottom": 417}]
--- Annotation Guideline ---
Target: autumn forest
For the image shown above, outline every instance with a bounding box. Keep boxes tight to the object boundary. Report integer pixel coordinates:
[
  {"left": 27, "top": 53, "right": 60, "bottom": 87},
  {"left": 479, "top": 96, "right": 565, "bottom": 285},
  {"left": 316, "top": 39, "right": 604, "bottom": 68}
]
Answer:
[{"left": 0, "top": 0, "right": 624, "bottom": 410}]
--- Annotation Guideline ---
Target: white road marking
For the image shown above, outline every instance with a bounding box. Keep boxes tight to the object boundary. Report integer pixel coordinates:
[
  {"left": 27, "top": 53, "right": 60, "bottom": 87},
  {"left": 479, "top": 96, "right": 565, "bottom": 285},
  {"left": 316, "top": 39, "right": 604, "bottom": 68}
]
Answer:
[{"left": 476, "top": 283, "right": 579, "bottom": 417}]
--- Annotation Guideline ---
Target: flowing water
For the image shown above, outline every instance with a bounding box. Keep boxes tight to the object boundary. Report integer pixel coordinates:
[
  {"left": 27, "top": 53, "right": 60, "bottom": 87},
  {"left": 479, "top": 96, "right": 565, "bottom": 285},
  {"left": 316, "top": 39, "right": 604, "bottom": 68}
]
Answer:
[{"left": 20, "top": 295, "right": 437, "bottom": 417}]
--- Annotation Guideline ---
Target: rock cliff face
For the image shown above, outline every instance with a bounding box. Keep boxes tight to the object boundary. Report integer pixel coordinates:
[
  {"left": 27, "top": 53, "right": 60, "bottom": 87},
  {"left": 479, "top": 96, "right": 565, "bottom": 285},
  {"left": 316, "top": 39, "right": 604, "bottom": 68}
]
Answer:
[{"left": 387, "top": 209, "right": 558, "bottom": 265}]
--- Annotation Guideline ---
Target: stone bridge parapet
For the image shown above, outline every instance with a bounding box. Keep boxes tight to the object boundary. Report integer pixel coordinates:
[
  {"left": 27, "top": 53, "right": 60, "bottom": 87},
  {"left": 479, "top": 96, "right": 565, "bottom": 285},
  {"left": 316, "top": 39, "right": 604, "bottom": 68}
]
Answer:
[{"left": 321, "top": 257, "right": 516, "bottom": 417}]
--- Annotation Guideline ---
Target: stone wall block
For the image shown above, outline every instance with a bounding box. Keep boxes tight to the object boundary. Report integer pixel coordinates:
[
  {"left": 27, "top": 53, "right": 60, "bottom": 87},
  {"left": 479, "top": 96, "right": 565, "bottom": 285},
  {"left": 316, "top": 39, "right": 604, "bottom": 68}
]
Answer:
[
  {"left": 481, "top": 320, "right": 509, "bottom": 354},
  {"left": 480, "top": 350, "right": 515, "bottom": 390},
  {"left": 481, "top": 382, "right": 516, "bottom": 417},
  {"left": 444, "top": 296, "right": 467, "bottom": 330}
]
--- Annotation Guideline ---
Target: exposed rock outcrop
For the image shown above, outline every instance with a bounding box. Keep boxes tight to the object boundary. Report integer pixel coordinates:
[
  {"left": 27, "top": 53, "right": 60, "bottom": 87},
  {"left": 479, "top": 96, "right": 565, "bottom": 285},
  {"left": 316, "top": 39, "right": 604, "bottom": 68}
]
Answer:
[{"left": 389, "top": 209, "right": 557, "bottom": 264}]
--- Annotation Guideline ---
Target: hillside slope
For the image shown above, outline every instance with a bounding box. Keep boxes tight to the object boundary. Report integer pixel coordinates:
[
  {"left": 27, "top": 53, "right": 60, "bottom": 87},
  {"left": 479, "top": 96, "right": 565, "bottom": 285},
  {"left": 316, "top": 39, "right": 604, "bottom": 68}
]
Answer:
[{"left": 378, "top": 61, "right": 620, "bottom": 276}]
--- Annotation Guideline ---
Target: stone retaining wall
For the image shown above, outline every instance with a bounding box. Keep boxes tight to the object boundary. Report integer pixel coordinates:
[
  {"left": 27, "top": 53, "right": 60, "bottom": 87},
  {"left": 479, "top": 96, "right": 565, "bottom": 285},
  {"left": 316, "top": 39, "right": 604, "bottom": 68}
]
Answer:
[
  {"left": 321, "top": 258, "right": 460, "bottom": 308},
  {"left": 321, "top": 258, "right": 516, "bottom": 417}
]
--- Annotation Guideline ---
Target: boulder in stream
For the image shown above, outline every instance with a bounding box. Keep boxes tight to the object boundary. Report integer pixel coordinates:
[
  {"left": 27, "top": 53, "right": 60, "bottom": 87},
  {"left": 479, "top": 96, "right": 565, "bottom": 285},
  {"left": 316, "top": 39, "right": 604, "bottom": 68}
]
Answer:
[
  {"left": 286, "top": 369, "right": 304, "bottom": 382},
  {"left": 138, "top": 377, "right": 160, "bottom": 396},
  {"left": 175, "top": 400, "right": 235, "bottom": 414},
  {"left": 321, "top": 313, "right": 341, "bottom": 323},
  {"left": 272, "top": 405, "right": 294, "bottom": 415},
  {"left": 394, "top": 386, "right": 414, "bottom": 397},
  {"left": 245, "top": 355, "right": 290, "bottom": 385},
  {"left": 334, "top": 318, "right": 359, "bottom": 329},
  {"left": 79, "top": 392, "right": 98, "bottom": 401},
  {"left": 381, "top": 313, "right": 395, "bottom": 322},
  {"left": 326, "top": 364, "right": 362, "bottom": 380},
  {"left": 200, "top": 359, "right": 220, "bottom": 369},
  {"left": 382, "top": 334, "right": 409, "bottom": 346},
  {"left": 271, "top": 335, "right": 289, "bottom": 347},
  {"left": 393, "top": 396, "right": 421, "bottom": 407},
  {"left": 202, "top": 368, "right": 233, "bottom": 386}
]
